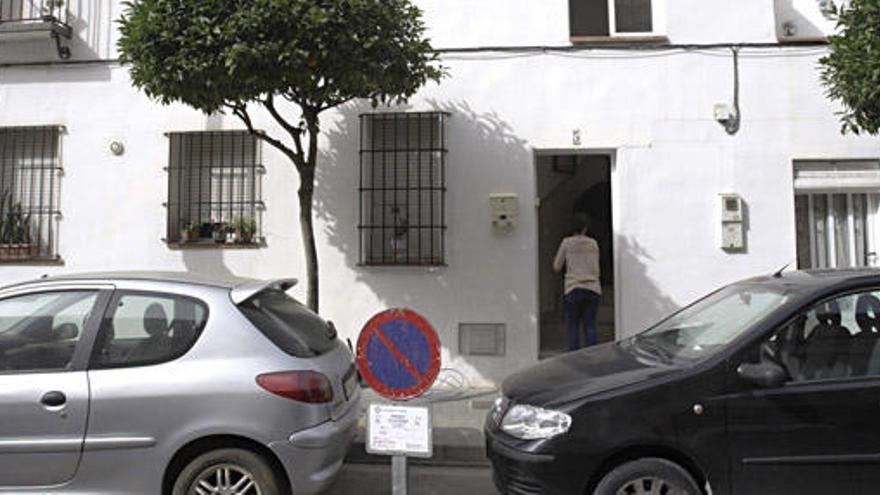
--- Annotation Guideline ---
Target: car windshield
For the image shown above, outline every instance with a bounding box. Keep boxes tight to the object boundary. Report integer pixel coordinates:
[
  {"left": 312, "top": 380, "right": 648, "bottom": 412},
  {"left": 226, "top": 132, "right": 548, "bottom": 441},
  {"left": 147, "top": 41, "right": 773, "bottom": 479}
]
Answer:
[{"left": 632, "top": 284, "right": 793, "bottom": 363}]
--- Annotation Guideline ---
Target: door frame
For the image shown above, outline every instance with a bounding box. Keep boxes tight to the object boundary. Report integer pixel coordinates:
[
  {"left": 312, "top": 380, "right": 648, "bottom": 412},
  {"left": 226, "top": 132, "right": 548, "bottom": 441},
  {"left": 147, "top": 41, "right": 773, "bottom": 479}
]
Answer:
[{"left": 532, "top": 148, "right": 620, "bottom": 357}]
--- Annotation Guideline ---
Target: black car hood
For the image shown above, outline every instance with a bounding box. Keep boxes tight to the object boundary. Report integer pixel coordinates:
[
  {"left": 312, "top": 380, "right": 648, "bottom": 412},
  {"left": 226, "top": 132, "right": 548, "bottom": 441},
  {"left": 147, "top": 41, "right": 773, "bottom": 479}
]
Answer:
[{"left": 502, "top": 341, "right": 679, "bottom": 407}]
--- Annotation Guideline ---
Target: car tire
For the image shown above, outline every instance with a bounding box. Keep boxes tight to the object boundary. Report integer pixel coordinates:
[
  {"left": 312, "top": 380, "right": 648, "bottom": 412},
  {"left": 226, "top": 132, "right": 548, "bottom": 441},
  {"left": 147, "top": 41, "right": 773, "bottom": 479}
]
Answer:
[
  {"left": 172, "top": 448, "right": 283, "bottom": 495},
  {"left": 593, "top": 457, "right": 701, "bottom": 495}
]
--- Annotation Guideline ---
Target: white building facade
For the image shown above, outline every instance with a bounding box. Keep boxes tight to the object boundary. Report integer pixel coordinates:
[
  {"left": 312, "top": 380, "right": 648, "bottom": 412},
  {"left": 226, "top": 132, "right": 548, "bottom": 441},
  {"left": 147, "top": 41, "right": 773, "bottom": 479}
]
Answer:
[{"left": 0, "top": 0, "right": 877, "bottom": 387}]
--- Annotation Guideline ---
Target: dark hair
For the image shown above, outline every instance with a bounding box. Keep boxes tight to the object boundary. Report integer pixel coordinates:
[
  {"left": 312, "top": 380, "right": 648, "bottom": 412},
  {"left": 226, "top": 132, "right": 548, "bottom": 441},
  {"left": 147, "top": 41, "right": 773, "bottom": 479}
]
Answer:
[{"left": 573, "top": 213, "right": 590, "bottom": 234}]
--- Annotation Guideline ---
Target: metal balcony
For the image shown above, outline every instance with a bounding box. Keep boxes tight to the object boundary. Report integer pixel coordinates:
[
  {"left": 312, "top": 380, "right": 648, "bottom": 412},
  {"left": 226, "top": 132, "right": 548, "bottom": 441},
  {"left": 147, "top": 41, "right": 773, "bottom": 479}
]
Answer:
[{"left": 0, "top": 0, "right": 72, "bottom": 59}]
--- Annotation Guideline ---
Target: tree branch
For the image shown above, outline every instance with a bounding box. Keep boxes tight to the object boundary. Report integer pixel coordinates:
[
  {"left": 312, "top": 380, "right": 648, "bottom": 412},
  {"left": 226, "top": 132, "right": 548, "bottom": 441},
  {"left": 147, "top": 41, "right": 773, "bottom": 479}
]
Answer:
[
  {"left": 264, "top": 95, "right": 305, "bottom": 161},
  {"left": 226, "top": 102, "right": 304, "bottom": 170}
]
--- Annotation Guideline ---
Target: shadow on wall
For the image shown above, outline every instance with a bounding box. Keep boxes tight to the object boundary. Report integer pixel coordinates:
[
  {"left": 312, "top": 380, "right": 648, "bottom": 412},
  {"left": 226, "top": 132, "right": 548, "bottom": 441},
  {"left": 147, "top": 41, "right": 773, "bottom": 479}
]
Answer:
[
  {"left": 180, "top": 249, "right": 237, "bottom": 280},
  {"left": 615, "top": 235, "right": 679, "bottom": 338},
  {"left": 314, "top": 100, "right": 679, "bottom": 385},
  {"left": 314, "top": 100, "right": 543, "bottom": 385},
  {"left": 773, "top": 0, "right": 836, "bottom": 39}
]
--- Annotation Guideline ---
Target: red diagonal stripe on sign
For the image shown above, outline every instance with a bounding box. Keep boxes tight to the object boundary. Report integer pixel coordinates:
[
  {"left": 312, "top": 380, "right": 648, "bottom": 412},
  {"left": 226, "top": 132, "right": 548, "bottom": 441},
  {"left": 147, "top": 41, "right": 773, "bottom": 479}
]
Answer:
[{"left": 372, "top": 326, "right": 424, "bottom": 382}]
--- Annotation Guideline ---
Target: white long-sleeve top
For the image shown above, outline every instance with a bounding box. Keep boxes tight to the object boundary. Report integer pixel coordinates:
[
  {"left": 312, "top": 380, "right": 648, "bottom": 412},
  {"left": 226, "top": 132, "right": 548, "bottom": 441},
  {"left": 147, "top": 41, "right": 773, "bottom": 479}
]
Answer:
[{"left": 553, "top": 234, "right": 602, "bottom": 296}]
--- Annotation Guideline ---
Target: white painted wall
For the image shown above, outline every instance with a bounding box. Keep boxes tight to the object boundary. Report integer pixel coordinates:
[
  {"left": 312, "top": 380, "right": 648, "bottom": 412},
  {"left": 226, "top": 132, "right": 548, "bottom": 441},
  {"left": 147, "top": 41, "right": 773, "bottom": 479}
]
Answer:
[{"left": 0, "top": 1, "right": 876, "bottom": 387}]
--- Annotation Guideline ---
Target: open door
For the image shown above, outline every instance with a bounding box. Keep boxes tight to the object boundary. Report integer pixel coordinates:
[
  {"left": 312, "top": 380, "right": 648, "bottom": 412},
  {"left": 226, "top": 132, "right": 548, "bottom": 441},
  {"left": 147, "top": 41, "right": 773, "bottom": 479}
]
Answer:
[{"left": 537, "top": 153, "right": 615, "bottom": 358}]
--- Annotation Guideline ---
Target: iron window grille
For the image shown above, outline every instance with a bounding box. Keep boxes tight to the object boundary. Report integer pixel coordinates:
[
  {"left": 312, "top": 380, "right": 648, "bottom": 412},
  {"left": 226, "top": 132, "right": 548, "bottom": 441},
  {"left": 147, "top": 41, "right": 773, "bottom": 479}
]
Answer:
[
  {"left": 359, "top": 112, "right": 448, "bottom": 266},
  {"left": 0, "top": 126, "right": 63, "bottom": 263},
  {"left": 165, "top": 131, "right": 264, "bottom": 248}
]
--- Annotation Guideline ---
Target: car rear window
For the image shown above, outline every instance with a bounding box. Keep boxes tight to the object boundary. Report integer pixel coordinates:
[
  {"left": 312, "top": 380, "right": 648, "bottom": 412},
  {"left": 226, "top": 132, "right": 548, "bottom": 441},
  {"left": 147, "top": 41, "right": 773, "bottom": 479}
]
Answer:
[{"left": 237, "top": 289, "right": 336, "bottom": 357}]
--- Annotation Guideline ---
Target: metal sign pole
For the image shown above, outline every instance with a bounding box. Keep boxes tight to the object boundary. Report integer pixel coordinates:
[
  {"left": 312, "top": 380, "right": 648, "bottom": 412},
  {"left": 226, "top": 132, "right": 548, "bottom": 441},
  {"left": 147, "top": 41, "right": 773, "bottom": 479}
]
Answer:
[{"left": 392, "top": 455, "right": 407, "bottom": 495}]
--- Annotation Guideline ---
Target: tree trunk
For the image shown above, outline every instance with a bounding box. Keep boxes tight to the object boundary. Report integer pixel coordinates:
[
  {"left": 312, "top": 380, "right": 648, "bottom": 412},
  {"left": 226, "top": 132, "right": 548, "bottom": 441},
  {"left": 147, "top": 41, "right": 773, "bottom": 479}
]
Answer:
[
  {"left": 301, "top": 110, "right": 321, "bottom": 313},
  {"left": 299, "top": 168, "right": 319, "bottom": 312}
]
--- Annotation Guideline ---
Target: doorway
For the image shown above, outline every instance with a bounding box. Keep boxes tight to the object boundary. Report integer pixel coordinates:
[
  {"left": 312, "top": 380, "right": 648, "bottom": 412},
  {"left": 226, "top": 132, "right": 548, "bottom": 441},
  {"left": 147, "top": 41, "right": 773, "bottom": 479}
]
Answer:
[{"left": 537, "top": 153, "right": 615, "bottom": 358}]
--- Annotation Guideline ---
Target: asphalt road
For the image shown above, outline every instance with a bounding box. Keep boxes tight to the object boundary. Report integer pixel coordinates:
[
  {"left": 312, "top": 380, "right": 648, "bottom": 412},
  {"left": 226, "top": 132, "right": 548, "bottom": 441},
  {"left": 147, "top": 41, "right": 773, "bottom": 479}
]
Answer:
[{"left": 325, "top": 463, "right": 498, "bottom": 495}]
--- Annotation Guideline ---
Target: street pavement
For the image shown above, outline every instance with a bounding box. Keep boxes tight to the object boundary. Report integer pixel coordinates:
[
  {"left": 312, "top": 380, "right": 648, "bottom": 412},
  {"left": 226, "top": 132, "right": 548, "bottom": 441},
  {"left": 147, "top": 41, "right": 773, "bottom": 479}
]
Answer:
[{"left": 325, "top": 463, "right": 498, "bottom": 494}]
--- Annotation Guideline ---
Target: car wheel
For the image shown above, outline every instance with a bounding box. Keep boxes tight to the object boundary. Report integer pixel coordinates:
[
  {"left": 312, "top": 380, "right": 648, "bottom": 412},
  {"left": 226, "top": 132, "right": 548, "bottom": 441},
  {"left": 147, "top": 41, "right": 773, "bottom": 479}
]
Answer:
[
  {"left": 593, "top": 457, "right": 701, "bottom": 495},
  {"left": 172, "top": 448, "right": 282, "bottom": 495}
]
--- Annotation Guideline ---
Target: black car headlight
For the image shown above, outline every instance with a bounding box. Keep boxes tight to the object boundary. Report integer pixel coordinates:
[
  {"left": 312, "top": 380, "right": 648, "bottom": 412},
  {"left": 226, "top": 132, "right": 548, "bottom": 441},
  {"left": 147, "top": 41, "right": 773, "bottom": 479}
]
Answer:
[{"left": 500, "top": 404, "right": 572, "bottom": 440}]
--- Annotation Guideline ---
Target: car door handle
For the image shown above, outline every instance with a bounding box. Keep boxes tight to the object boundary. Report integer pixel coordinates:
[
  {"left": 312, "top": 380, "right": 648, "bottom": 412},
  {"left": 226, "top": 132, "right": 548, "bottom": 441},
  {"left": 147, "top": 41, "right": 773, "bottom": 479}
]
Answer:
[{"left": 40, "top": 391, "right": 66, "bottom": 408}]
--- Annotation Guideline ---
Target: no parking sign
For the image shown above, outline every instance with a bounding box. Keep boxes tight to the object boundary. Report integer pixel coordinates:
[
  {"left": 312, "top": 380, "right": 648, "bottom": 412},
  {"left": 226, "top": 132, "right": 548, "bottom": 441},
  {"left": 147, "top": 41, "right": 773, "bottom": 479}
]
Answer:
[
  {"left": 355, "top": 308, "right": 441, "bottom": 401},
  {"left": 356, "top": 308, "right": 441, "bottom": 494}
]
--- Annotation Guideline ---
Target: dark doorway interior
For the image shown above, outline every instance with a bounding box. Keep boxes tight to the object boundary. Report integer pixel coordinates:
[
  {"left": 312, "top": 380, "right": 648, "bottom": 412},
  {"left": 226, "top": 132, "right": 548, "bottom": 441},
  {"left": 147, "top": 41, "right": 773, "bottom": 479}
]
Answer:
[{"left": 537, "top": 154, "right": 615, "bottom": 358}]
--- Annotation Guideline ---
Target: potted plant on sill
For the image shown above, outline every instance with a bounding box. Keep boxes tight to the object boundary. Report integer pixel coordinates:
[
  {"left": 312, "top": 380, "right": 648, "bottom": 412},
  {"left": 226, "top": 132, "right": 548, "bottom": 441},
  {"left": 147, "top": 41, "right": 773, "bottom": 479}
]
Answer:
[
  {"left": 231, "top": 215, "right": 257, "bottom": 245},
  {"left": 179, "top": 221, "right": 200, "bottom": 243},
  {"left": 389, "top": 206, "right": 408, "bottom": 262},
  {"left": 212, "top": 222, "right": 228, "bottom": 244},
  {"left": 0, "top": 192, "right": 36, "bottom": 261}
]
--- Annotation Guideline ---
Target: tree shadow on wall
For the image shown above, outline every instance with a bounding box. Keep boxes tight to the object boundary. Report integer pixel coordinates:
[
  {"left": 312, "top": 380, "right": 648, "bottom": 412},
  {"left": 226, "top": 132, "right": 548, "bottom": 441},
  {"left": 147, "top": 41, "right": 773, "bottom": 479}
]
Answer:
[
  {"left": 315, "top": 100, "right": 541, "bottom": 386},
  {"left": 615, "top": 234, "right": 679, "bottom": 337},
  {"left": 313, "top": 99, "right": 679, "bottom": 385}
]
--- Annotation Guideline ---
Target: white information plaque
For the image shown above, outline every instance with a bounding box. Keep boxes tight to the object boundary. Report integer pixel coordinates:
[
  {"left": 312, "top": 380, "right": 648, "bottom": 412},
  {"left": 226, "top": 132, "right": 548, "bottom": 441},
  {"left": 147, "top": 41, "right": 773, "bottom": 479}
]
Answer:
[{"left": 366, "top": 403, "right": 433, "bottom": 458}]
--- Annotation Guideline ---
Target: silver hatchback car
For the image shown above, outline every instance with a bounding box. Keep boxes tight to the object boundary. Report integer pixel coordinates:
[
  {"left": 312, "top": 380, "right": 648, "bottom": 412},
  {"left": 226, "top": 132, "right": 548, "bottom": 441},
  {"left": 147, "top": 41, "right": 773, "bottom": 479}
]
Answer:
[{"left": 0, "top": 272, "right": 360, "bottom": 495}]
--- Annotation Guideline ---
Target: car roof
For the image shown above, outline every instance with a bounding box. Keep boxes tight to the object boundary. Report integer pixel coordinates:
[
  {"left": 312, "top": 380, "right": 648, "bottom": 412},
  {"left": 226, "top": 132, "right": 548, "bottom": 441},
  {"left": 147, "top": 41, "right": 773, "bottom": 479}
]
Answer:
[
  {"left": 2, "top": 271, "right": 257, "bottom": 291},
  {"left": 741, "top": 268, "right": 880, "bottom": 291}
]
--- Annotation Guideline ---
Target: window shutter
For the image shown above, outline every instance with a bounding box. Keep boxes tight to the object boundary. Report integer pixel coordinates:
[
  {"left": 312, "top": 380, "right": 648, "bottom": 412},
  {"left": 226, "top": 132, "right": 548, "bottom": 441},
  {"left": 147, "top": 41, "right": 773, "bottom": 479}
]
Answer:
[
  {"left": 614, "top": 0, "right": 653, "bottom": 33},
  {"left": 569, "top": 0, "right": 610, "bottom": 37},
  {"left": 794, "top": 161, "right": 880, "bottom": 192}
]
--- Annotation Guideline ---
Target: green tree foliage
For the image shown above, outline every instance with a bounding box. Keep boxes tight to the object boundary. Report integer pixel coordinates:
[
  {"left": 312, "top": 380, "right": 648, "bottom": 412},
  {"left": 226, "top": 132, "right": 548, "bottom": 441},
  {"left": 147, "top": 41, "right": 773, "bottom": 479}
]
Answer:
[
  {"left": 821, "top": 0, "right": 880, "bottom": 134},
  {"left": 118, "top": 0, "right": 443, "bottom": 311}
]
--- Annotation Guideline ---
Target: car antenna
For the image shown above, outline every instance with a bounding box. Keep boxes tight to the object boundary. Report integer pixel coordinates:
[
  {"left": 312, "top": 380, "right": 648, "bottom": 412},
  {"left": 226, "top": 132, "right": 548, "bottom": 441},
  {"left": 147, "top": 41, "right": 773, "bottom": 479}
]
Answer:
[{"left": 773, "top": 263, "right": 790, "bottom": 278}]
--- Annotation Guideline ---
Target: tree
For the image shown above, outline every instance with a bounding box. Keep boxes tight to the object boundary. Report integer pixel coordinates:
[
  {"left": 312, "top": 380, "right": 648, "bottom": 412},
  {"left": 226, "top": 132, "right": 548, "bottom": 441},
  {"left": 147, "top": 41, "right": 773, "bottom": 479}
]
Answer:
[
  {"left": 117, "top": 0, "right": 443, "bottom": 311},
  {"left": 820, "top": 0, "right": 880, "bottom": 134}
]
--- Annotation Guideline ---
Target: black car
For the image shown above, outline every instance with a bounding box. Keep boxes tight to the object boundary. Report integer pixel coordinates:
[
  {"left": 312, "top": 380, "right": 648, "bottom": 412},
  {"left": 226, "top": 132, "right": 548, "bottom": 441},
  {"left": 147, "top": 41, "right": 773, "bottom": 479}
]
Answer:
[{"left": 486, "top": 269, "right": 880, "bottom": 495}]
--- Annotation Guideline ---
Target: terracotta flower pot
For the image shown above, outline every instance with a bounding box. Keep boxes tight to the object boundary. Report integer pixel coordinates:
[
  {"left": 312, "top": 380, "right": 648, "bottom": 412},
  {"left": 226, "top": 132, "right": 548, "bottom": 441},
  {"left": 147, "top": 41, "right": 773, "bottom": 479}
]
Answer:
[{"left": 0, "top": 243, "right": 38, "bottom": 261}]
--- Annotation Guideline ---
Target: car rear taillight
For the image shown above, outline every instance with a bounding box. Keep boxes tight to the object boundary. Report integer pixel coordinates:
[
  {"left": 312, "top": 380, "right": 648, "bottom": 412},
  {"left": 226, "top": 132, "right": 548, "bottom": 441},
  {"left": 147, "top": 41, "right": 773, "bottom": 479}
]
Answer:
[{"left": 256, "top": 371, "right": 334, "bottom": 404}]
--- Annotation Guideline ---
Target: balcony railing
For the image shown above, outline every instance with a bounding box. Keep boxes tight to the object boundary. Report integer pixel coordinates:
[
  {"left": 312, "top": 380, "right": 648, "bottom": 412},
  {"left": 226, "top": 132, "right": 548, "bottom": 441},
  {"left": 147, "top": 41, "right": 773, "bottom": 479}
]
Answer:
[
  {"left": 1, "top": 0, "right": 67, "bottom": 23},
  {"left": 0, "top": 0, "right": 72, "bottom": 58}
]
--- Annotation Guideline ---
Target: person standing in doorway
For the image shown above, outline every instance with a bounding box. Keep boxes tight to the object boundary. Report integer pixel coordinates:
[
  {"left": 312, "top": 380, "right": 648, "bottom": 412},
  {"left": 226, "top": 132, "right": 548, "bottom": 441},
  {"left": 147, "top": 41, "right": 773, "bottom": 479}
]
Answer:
[{"left": 553, "top": 214, "right": 602, "bottom": 351}]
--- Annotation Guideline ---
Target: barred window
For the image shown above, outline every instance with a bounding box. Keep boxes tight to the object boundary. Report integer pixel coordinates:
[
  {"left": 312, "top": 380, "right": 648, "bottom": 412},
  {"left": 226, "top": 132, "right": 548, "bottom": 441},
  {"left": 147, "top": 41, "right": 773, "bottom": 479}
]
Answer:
[
  {"left": 0, "top": 126, "right": 62, "bottom": 263},
  {"left": 165, "top": 131, "right": 264, "bottom": 247},
  {"left": 359, "top": 112, "right": 448, "bottom": 266}
]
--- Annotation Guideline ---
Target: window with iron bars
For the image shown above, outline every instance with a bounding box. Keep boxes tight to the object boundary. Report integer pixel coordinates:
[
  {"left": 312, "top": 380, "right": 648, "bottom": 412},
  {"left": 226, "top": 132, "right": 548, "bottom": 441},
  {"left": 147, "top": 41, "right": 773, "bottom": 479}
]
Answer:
[
  {"left": 359, "top": 112, "right": 448, "bottom": 266},
  {"left": 0, "top": 126, "right": 63, "bottom": 263},
  {"left": 165, "top": 131, "right": 264, "bottom": 248}
]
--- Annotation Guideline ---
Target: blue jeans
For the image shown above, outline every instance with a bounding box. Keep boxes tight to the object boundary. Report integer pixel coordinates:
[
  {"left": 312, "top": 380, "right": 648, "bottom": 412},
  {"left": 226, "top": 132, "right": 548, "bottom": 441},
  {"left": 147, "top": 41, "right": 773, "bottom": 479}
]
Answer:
[{"left": 564, "top": 289, "right": 600, "bottom": 351}]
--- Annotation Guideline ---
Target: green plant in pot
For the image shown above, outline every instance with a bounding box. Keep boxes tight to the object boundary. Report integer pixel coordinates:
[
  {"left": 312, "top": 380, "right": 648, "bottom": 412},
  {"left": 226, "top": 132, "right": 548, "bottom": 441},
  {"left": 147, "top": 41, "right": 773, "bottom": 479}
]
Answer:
[
  {"left": 212, "top": 222, "right": 228, "bottom": 243},
  {"left": 231, "top": 215, "right": 257, "bottom": 244},
  {"left": 179, "top": 221, "right": 200, "bottom": 242},
  {"left": 0, "top": 191, "right": 35, "bottom": 259}
]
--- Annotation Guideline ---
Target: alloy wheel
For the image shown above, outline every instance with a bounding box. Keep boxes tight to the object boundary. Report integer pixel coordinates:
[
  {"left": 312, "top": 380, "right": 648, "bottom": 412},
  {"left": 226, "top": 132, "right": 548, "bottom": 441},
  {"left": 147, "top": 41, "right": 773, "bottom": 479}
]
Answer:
[
  {"left": 190, "top": 463, "right": 262, "bottom": 495},
  {"left": 616, "top": 476, "right": 682, "bottom": 495}
]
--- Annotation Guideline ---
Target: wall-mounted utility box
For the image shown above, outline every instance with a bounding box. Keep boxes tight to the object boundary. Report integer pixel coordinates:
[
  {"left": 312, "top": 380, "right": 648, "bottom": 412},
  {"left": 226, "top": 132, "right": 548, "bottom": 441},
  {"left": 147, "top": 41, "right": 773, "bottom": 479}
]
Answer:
[
  {"left": 490, "top": 193, "right": 518, "bottom": 231},
  {"left": 720, "top": 193, "right": 745, "bottom": 250}
]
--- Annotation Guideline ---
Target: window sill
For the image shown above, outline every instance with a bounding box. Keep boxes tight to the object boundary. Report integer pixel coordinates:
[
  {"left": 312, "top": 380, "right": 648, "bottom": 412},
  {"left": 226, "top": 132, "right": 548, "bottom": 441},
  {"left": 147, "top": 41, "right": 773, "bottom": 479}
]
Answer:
[
  {"left": 166, "top": 240, "right": 264, "bottom": 250},
  {"left": 777, "top": 36, "right": 830, "bottom": 44},
  {"left": 570, "top": 35, "right": 669, "bottom": 45},
  {"left": 359, "top": 260, "right": 446, "bottom": 268}
]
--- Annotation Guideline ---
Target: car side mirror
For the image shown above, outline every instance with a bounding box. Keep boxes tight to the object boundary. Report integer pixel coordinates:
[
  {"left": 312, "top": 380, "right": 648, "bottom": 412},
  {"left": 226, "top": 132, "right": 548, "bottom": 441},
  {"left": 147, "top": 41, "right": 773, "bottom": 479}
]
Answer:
[
  {"left": 53, "top": 323, "right": 79, "bottom": 341},
  {"left": 737, "top": 361, "right": 787, "bottom": 389}
]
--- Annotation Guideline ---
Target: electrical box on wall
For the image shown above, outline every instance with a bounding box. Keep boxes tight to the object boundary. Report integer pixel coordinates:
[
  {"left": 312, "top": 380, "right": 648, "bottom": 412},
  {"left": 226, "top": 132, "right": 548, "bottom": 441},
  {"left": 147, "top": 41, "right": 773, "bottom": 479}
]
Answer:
[
  {"left": 720, "top": 193, "right": 745, "bottom": 250},
  {"left": 490, "top": 193, "right": 518, "bottom": 231}
]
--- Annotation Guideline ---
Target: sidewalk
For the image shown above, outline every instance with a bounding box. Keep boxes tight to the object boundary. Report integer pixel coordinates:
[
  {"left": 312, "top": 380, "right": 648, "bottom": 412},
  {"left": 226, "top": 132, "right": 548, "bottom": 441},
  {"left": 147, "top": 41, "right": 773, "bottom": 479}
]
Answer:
[{"left": 325, "top": 464, "right": 498, "bottom": 495}]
